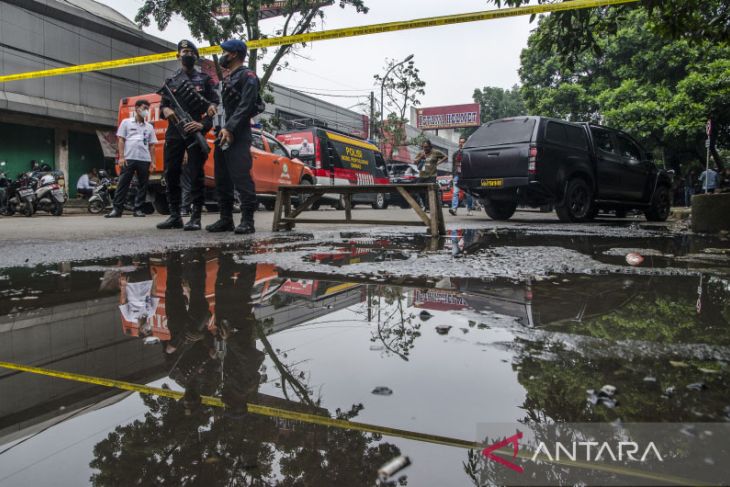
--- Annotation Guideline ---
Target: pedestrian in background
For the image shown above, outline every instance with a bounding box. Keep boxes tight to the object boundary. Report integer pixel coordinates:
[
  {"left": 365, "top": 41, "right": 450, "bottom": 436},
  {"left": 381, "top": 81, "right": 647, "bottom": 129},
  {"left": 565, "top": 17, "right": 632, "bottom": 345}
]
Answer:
[
  {"left": 698, "top": 166, "right": 719, "bottom": 194},
  {"left": 414, "top": 140, "right": 447, "bottom": 211},
  {"left": 106, "top": 99, "right": 157, "bottom": 218},
  {"left": 76, "top": 170, "right": 97, "bottom": 199},
  {"left": 449, "top": 136, "right": 474, "bottom": 216}
]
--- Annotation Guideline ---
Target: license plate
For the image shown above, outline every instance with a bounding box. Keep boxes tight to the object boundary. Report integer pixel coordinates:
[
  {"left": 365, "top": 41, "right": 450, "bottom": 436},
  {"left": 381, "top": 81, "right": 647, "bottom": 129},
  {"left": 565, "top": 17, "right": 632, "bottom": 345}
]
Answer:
[
  {"left": 480, "top": 178, "right": 504, "bottom": 188},
  {"left": 19, "top": 189, "right": 33, "bottom": 197}
]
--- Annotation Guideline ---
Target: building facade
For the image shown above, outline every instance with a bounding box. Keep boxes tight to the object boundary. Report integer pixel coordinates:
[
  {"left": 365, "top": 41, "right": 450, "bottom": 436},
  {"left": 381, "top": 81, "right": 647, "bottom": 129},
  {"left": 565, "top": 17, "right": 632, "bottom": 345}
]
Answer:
[{"left": 0, "top": 0, "right": 179, "bottom": 195}]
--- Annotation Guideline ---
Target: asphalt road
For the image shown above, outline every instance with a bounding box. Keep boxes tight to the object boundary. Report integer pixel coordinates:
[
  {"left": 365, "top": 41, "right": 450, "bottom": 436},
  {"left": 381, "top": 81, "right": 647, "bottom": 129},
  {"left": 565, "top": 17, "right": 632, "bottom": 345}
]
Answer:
[{"left": 0, "top": 207, "right": 676, "bottom": 268}]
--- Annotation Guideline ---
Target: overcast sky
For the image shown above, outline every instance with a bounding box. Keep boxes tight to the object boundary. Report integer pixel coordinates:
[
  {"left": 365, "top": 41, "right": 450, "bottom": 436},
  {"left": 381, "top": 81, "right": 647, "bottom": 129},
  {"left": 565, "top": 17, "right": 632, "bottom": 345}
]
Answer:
[{"left": 101, "top": 0, "right": 534, "bottom": 116}]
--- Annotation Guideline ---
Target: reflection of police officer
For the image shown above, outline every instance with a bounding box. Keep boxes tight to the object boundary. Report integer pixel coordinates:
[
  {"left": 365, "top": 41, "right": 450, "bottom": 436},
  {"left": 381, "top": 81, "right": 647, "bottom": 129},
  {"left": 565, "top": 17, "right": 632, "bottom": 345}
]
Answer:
[
  {"left": 206, "top": 39, "right": 261, "bottom": 235},
  {"left": 157, "top": 40, "right": 219, "bottom": 232},
  {"left": 215, "top": 254, "right": 264, "bottom": 415}
]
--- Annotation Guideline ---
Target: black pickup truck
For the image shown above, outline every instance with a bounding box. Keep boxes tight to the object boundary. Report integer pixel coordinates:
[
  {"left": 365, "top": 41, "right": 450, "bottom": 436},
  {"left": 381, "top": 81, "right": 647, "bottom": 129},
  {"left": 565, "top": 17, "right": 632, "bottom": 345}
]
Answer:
[{"left": 459, "top": 116, "right": 673, "bottom": 222}]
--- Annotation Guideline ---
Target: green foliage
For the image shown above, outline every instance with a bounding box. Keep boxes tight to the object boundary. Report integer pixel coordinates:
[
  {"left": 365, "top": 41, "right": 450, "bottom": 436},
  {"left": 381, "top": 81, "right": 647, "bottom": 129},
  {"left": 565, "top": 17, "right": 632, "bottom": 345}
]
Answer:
[
  {"left": 485, "top": 0, "right": 729, "bottom": 65},
  {"left": 518, "top": 8, "right": 730, "bottom": 169},
  {"left": 462, "top": 85, "right": 525, "bottom": 138},
  {"left": 135, "top": 1, "right": 369, "bottom": 88}
]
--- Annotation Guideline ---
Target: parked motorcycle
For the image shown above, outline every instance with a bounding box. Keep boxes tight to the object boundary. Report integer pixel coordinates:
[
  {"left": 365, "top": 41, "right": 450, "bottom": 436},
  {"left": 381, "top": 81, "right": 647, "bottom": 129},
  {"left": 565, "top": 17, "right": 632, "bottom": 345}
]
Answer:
[
  {"left": 88, "top": 174, "right": 114, "bottom": 214},
  {"left": 32, "top": 172, "right": 65, "bottom": 216},
  {"left": 87, "top": 172, "right": 151, "bottom": 214},
  {"left": 4, "top": 172, "right": 37, "bottom": 217},
  {"left": 0, "top": 162, "right": 10, "bottom": 215}
]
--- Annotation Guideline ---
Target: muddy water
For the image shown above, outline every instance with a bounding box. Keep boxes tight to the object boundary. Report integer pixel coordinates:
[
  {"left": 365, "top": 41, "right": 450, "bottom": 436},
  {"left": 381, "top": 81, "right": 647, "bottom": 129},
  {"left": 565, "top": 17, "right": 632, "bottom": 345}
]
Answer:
[{"left": 0, "top": 229, "right": 729, "bottom": 486}]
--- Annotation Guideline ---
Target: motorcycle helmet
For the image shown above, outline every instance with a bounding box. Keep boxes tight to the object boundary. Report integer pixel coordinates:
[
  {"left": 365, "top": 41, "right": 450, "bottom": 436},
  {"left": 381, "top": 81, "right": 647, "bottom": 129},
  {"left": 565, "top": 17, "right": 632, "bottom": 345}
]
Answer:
[
  {"left": 98, "top": 170, "right": 108, "bottom": 179},
  {"left": 39, "top": 174, "right": 56, "bottom": 186}
]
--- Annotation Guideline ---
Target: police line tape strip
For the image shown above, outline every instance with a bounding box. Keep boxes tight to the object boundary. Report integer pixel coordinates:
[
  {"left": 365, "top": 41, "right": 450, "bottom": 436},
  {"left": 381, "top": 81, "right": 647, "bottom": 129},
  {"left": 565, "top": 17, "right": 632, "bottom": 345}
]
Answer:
[
  {"left": 0, "top": 0, "right": 637, "bottom": 84},
  {"left": 0, "top": 360, "right": 705, "bottom": 485}
]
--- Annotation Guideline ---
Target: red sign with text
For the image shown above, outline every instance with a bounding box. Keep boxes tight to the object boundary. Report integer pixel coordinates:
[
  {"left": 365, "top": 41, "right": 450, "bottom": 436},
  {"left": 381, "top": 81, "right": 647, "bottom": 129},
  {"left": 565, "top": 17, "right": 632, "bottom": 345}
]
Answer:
[{"left": 416, "top": 103, "right": 481, "bottom": 130}]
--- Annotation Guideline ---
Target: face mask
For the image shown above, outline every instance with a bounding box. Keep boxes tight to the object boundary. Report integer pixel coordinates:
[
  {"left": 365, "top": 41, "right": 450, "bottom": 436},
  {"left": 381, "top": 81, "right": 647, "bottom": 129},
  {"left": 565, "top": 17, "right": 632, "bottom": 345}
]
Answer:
[
  {"left": 139, "top": 109, "right": 149, "bottom": 119},
  {"left": 181, "top": 54, "right": 196, "bottom": 68},
  {"left": 219, "top": 53, "right": 234, "bottom": 69}
]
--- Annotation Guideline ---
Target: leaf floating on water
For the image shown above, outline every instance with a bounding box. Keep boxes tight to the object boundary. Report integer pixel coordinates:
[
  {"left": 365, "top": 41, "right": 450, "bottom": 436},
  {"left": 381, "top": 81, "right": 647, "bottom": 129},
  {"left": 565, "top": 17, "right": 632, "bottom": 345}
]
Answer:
[{"left": 669, "top": 360, "right": 690, "bottom": 368}]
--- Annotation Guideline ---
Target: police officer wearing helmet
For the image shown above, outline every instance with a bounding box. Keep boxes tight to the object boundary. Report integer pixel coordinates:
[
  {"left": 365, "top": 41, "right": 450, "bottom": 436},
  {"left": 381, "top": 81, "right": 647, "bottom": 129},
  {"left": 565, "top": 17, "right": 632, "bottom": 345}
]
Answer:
[
  {"left": 157, "top": 39, "right": 219, "bottom": 231},
  {"left": 206, "top": 39, "right": 262, "bottom": 235}
]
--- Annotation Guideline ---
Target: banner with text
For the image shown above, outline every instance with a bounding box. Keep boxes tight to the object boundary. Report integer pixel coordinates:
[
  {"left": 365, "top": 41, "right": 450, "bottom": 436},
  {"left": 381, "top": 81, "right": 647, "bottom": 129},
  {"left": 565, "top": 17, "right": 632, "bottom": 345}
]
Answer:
[{"left": 416, "top": 103, "right": 481, "bottom": 130}]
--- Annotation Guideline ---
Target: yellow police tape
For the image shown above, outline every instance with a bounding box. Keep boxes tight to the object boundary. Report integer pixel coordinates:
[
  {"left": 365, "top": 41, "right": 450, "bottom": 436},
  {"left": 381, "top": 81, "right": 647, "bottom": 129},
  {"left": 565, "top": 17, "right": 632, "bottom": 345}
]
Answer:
[
  {"left": 0, "top": 360, "right": 705, "bottom": 485},
  {"left": 0, "top": 0, "right": 637, "bottom": 84}
]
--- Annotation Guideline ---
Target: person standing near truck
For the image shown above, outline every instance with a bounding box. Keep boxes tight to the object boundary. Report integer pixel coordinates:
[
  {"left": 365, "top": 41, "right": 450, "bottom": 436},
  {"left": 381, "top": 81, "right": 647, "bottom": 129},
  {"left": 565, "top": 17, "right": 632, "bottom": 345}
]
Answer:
[
  {"left": 157, "top": 39, "right": 219, "bottom": 231},
  {"left": 106, "top": 99, "right": 157, "bottom": 218},
  {"left": 414, "top": 140, "right": 447, "bottom": 210},
  {"left": 205, "top": 39, "right": 262, "bottom": 235},
  {"left": 449, "top": 136, "right": 474, "bottom": 216}
]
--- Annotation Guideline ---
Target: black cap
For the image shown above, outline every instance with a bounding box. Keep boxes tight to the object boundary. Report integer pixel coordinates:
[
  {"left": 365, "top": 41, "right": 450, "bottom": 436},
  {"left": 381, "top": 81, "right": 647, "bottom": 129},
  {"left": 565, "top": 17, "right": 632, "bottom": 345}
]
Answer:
[{"left": 177, "top": 39, "right": 199, "bottom": 57}]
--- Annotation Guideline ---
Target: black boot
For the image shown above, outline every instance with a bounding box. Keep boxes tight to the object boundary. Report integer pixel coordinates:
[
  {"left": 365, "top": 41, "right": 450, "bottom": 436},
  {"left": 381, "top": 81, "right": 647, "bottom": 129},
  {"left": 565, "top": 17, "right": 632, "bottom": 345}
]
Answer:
[
  {"left": 157, "top": 206, "right": 183, "bottom": 229},
  {"left": 183, "top": 206, "right": 202, "bottom": 231},
  {"left": 205, "top": 217, "right": 234, "bottom": 232},
  {"left": 234, "top": 208, "right": 255, "bottom": 235}
]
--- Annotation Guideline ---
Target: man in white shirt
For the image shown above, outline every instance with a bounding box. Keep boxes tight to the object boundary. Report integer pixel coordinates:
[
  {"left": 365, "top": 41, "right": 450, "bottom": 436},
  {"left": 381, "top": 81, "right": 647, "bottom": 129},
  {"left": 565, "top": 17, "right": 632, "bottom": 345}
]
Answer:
[
  {"left": 107, "top": 99, "right": 158, "bottom": 218},
  {"left": 76, "top": 171, "right": 97, "bottom": 198}
]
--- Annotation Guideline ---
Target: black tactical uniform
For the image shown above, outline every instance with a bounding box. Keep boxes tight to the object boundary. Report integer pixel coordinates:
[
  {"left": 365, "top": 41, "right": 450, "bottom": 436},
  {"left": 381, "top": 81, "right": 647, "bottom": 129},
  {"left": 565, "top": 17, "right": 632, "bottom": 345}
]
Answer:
[
  {"left": 206, "top": 52, "right": 261, "bottom": 234},
  {"left": 157, "top": 49, "right": 219, "bottom": 231}
]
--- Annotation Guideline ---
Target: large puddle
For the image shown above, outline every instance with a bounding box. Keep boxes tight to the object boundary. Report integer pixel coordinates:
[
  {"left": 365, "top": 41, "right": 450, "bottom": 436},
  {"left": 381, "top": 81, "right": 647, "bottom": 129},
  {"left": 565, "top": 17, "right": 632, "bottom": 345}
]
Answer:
[{"left": 1, "top": 228, "right": 729, "bottom": 486}]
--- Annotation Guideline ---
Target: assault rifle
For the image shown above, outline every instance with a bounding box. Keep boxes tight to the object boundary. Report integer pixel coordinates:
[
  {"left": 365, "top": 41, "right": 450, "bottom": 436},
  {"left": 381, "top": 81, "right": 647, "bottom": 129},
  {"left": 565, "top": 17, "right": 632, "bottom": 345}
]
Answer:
[{"left": 160, "top": 82, "right": 210, "bottom": 156}]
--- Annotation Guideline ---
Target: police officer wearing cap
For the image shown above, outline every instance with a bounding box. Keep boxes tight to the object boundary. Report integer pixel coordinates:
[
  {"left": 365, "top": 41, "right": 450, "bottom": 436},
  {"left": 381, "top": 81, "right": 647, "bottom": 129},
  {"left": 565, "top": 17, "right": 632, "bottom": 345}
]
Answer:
[
  {"left": 206, "top": 39, "right": 262, "bottom": 235},
  {"left": 157, "top": 40, "right": 219, "bottom": 231}
]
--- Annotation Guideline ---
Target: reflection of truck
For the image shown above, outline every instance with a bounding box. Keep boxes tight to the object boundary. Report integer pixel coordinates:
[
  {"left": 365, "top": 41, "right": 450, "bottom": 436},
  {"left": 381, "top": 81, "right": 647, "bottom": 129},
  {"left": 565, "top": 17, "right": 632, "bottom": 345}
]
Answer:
[
  {"left": 116, "top": 94, "right": 314, "bottom": 214},
  {"left": 460, "top": 117, "right": 673, "bottom": 222},
  {"left": 276, "top": 127, "right": 390, "bottom": 210}
]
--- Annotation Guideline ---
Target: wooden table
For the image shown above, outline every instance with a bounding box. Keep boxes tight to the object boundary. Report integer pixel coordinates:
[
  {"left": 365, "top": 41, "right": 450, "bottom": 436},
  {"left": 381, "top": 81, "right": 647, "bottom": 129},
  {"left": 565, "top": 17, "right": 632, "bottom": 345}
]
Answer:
[{"left": 271, "top": 183, "right": 446, "bottom": 235}]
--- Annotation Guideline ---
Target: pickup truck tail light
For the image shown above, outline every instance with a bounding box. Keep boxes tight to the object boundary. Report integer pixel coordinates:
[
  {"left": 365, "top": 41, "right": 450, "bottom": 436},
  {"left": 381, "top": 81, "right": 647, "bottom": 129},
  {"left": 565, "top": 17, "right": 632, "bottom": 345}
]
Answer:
[
  {"left": 528, "top": 146, "right": 538, "bottom": 175},
  {"left": 315, "top": 138, "right": 322, "bottom": 169}
]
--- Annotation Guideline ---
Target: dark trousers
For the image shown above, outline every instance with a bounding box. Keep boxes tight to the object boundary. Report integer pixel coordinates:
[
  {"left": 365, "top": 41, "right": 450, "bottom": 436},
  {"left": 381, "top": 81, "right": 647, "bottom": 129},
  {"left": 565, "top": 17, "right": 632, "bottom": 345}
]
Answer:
[
  {"left": 113, "top": 160, "right": 149, "bottom": 211},
  {"left": 76, "top": 187, "right": 93, "bottom": 199},
  {"left": 213, "top": 135, "right": 256, "bottom": 217},
  {"left": 163, "top": 137, "right": 206, "bottom": 211},
  {"left": 165, "top": 250, "right": 209, "bottom": 343},
  {"left": 416, "top": 176, "right": 436, "bottom": 209}
]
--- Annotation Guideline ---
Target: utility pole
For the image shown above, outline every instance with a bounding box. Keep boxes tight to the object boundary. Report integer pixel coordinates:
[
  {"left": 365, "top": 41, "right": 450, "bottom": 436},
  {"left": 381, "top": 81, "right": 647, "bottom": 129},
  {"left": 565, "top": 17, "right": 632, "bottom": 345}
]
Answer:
[{"left": 369, "top": 91, "right": 375, "bottom": 140}]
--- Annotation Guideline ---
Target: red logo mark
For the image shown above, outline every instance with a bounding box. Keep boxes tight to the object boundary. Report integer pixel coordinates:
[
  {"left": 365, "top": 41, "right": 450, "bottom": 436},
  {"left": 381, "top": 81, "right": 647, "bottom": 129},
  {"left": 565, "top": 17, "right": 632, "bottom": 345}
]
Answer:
[{"left": 482, "top": 431, "right": 524, "bottom": 473}]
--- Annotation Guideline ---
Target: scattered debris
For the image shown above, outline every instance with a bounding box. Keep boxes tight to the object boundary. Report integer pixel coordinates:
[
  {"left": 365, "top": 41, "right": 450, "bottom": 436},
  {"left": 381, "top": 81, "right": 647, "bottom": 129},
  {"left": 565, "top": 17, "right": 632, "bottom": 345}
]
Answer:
[
  {"left": 625, "top": 252, "right": 645, "bottom": 266},
  {"left": 143, "top": 336, "right": 160, "bottom": 345},
  {"left": 435, "top": 325, "right": 452, "bottom": 335},
  {"left": 587, "top": 386, "right": 618, "bottom": 408},
  {"left": 378, "top": 455, "right": 411, "bottom": 481},
  {"left": 419, "top": 310, "right": 433, "bottom": 321},
  {"left": 686, "top": 382, "right": 707, "bottom": 391}
]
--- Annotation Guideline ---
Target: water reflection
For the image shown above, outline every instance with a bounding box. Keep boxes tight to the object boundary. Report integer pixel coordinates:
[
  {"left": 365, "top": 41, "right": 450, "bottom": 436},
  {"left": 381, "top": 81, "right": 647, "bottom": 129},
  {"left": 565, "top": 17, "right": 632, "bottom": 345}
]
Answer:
[
  {"left": 1, "top": 231, "right": 730, "bottom": 486},
  {"left": 91, "top": 249, "right": 406, "bottom": 486}
]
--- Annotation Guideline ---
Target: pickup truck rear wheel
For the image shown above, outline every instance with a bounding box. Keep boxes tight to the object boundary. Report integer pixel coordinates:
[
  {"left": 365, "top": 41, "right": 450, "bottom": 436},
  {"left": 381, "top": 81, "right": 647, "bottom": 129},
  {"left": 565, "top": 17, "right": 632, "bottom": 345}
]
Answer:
[
  {"left": 556, "top": 178, "right": 594, "bottom": 223},
  {"left": 645, "top": 185, "right": 671, "bottom": 222},
  {"left": 484, "top": 199, "right": 517, "bottom": 220}
]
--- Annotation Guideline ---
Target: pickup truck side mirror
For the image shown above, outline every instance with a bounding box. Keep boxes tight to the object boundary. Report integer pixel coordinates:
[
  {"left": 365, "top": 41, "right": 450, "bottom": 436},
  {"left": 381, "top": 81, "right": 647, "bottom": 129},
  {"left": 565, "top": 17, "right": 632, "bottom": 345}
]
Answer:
[{"left": 290, "top": 149, "right": 300, "bottom": 158}]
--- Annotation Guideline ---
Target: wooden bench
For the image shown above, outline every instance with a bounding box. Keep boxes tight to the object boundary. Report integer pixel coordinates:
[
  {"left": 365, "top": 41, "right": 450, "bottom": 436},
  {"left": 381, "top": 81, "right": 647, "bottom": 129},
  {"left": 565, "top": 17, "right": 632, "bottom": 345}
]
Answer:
[{"left": 272, "top": 183, "right": 446, "bottom": 235}]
